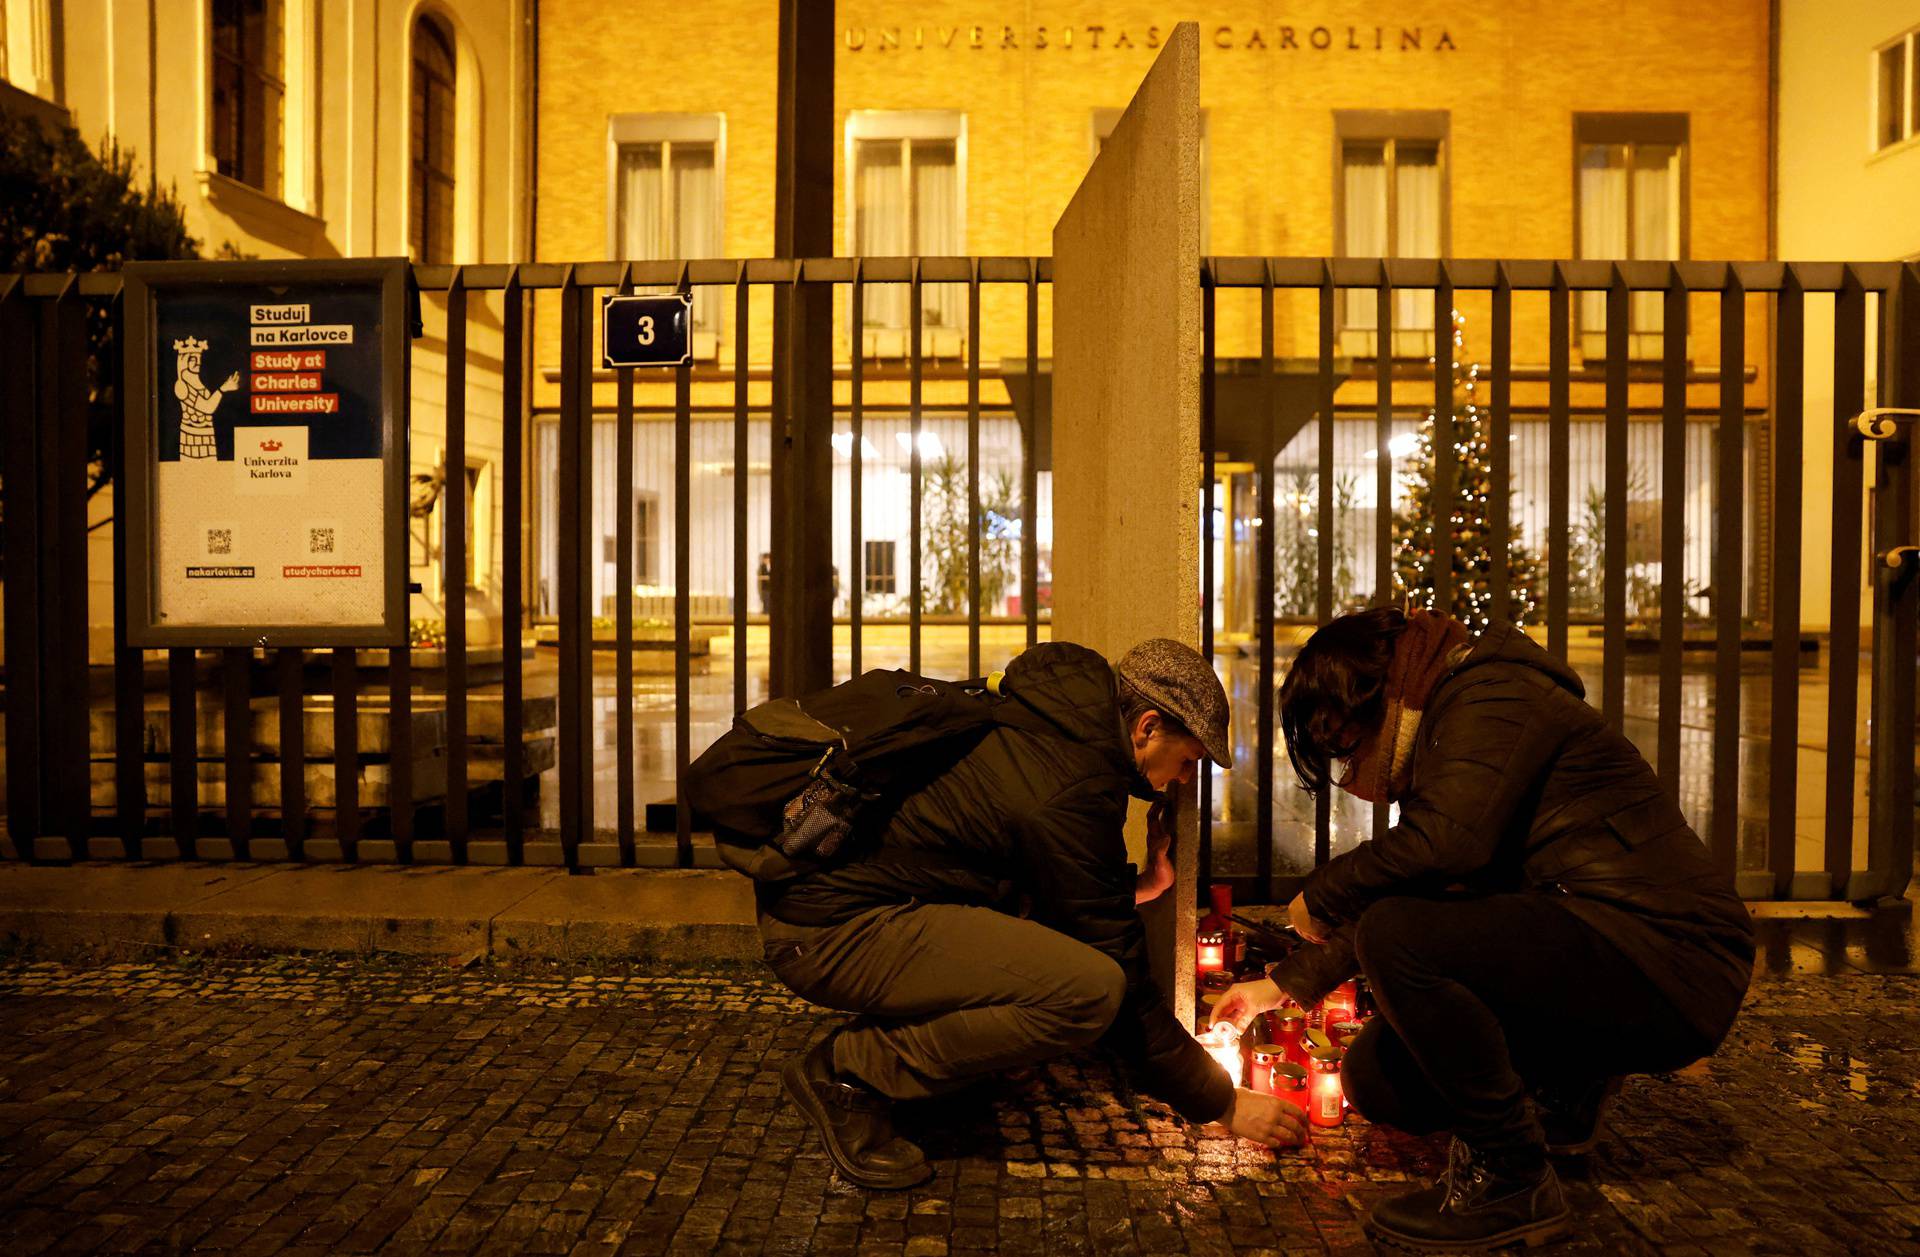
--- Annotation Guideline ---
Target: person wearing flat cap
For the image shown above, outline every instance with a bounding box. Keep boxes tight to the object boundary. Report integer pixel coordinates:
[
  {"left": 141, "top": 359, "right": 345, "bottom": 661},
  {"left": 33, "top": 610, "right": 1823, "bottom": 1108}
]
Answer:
[{"left": 761, "top": 639, "right": 1305, "bottom": 1189}]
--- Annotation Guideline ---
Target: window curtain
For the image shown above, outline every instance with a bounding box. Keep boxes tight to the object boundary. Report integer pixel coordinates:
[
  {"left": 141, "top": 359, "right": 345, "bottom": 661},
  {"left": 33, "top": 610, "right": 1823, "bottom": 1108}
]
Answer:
[
  {"left": 1629, "top": 144, "right": 1678, "bottom": 340},
  {"left": 1578, "top": 143, "right": 1627, "bottom": 343},
  {"left": 1394, "top": 143, "right": 1440, "bottom": 344},
  {"left": 913, "top": 140, "right": 960, "bottom": 329},
  {"left": 856, "top": 139, "right": 907, "bottom": 329},
  {"left": 617, "top": 143, "right": 664, "bottom": 260},
  {"left": 672, "top": 143, "right": 719, "bottom": 334},
  {"left": 1342, "top": 143, "right": 1388, "bottom": 336}
]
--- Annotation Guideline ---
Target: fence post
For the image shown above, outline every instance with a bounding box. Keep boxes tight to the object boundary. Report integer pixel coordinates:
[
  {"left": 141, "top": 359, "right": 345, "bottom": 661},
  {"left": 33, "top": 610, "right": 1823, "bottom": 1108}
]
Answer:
[
  {"left": 44, "top": 280, "right": 91, "bottom": 859},
  {"left": 0, "top": 278, "right": 44, "bottom": 856},
  {"left": 1867, "top": 264, "right": 1918, "bottom": 901}
]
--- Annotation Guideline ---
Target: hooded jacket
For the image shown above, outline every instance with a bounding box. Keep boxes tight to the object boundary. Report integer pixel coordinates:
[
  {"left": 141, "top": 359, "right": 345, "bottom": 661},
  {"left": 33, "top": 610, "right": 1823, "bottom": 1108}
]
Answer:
[
  {"left": 1293, "top": 620, "right": 1755, "bottom": 1046},
  {"left": 757, "top": 642, "right": 1236, "bottom": 1124}
]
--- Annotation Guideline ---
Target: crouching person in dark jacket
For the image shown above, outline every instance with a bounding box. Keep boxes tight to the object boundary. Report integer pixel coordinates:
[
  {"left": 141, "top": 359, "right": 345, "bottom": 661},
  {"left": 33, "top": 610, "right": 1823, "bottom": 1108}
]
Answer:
[
  {"left": 758, "top": 640, "right": 1305, "bottom": 1189},
  {"left": 1211, "top": 608, "right": 1754, "bottom": 1251}
]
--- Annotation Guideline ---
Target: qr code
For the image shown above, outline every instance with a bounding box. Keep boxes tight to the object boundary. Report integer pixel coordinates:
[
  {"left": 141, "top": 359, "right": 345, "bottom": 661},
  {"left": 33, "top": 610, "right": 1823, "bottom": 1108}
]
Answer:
[
  {"left": 207, "top": 528, "right": 232, "bottom": 555},
  {"left": 309, "top": 528, "right": 335, "bottom": 554}
]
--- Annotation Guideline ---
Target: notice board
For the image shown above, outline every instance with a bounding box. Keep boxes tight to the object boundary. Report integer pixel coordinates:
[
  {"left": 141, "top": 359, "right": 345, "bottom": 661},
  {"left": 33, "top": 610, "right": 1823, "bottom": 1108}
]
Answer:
[{"left": 121, "top": 258, "right": 409, "bottom": 647}]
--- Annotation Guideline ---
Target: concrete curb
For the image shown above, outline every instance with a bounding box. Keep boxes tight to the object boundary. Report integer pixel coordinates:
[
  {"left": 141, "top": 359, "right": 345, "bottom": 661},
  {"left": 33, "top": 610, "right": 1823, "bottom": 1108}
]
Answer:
[{"left": 0, "top": 862, "right": 760, "bottom": 964}]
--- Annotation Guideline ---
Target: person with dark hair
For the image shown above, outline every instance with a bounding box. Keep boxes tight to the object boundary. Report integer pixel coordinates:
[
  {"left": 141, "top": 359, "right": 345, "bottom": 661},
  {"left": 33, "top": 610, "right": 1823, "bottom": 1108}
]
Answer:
[
  {"left": 762, "top": 639, "right": 1305, "bottom": 1189},
  {"left": 1210, "top": 608, "right": 1753, "bottom": 1251}
]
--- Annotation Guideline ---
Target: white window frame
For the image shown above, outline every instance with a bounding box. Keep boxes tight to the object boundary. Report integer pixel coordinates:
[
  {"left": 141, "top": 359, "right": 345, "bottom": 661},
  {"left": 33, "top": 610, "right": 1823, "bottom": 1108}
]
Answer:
[
  {"left": 1871, "top": 25, "right": 1920, "bottom": 155},
  {"left": 1573, "top": 113, "right": 1689, "bottom": 361},
  {"left": 1092, "top": 107, "right": 1211, "bottom": 254},
  {"left": 606, "top": 112, "right": 727, "bottom": 361},
  {"left": 0, "top": 0, "right": 54, "bottom": 98},
  {"left": 844, "top": 109, "right": 967, "bottom": 360},
  {"left": 1333, "top": 110, "right": 1451, "bottom": 359}
]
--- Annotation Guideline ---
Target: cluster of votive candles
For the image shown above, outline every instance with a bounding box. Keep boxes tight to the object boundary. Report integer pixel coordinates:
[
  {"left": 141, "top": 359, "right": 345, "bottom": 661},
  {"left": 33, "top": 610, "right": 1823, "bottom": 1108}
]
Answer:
[{"left": 1193, "top": 885, "right": 1370, "bottom": 1132}]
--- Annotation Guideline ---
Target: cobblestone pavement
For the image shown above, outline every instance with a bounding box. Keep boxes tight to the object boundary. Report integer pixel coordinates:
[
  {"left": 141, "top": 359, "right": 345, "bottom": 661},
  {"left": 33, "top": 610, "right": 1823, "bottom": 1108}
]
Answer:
[{"left": 1, "top": 956, "right": 1916, "bottom": 1256}]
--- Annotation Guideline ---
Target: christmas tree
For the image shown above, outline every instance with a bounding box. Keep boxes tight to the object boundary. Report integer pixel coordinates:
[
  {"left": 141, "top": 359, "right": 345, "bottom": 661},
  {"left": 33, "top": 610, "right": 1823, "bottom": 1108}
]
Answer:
[{"left": 1391, "top": 309, "right": 1540, "bottom": 631}]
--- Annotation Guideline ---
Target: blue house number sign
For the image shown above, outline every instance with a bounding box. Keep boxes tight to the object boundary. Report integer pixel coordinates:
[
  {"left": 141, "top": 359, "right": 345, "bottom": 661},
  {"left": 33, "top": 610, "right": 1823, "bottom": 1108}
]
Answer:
[{"left": 601, "top": 293, "right": 693, "bottom": 368}]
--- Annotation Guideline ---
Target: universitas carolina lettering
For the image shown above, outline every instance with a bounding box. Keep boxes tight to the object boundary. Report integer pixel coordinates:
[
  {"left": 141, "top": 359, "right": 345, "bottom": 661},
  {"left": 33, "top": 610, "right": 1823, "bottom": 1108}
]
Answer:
[{"left": 844, "top": 24, "right": 1456, "bottom": 53}]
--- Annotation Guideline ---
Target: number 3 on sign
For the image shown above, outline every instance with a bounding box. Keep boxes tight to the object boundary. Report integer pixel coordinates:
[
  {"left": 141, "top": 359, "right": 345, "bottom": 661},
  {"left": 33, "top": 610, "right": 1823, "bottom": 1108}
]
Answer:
[{"left": 601, "top": 292, "right": 692, "bottom": 368}]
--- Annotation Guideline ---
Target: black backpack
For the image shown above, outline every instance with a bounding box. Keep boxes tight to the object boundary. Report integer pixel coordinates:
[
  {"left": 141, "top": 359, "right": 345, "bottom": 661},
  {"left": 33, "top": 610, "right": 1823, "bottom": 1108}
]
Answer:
[{"left": 686, "top": 667, "right": 1013, "bottom": 881}]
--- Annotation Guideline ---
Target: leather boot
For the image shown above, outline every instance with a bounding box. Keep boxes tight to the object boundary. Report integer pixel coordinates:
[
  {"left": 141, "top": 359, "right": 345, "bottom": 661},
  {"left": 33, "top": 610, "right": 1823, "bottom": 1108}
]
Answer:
[
  {"left": 781, "top": 1034, "right": 930, "bottom": 1190},
  {"left": 1367, "top": 1138, "right": 1572, "bottom": 1251},
  {"left": 1536, "top": 1075, "right": 1623, "bottom": 1156}
]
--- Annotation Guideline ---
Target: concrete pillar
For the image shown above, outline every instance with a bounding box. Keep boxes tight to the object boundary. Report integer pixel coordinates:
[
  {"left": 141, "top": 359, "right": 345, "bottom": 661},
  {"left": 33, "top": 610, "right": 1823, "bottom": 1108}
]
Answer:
[{"left": 1050, "top": 23, "right": 1204, "bottom": 1026}]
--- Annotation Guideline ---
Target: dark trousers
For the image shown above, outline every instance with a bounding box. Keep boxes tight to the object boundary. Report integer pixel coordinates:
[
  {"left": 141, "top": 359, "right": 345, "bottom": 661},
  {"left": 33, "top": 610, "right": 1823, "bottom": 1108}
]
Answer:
[
  {"left": 760, "top": 902, "right": 1126, "bottom": 1101},
  {"left": 1343, "top": 893, "right": 1709, "bottom": 1171}
]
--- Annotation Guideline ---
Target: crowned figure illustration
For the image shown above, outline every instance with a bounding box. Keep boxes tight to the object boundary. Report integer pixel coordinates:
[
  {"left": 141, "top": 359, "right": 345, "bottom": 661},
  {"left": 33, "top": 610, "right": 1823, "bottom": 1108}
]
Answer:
[{"left": 173, "top": 336, "right": 239, "bottom": 459}]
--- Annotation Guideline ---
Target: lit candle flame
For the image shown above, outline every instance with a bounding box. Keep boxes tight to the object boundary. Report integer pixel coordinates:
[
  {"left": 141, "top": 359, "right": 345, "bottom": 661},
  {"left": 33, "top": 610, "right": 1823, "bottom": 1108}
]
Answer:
[{"left": 1196, "top": 1023, "right": 1243, "bottom": 1086}]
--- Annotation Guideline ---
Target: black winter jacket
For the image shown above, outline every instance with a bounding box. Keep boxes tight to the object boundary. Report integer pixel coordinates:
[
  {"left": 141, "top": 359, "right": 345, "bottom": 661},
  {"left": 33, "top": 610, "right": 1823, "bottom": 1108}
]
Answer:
[
  {"left": 756, "top": 642, "right": 1236, "bottom": 1123},
  {"left": 1293, "top": 621, "right": 1754, "bottom": 1046}
]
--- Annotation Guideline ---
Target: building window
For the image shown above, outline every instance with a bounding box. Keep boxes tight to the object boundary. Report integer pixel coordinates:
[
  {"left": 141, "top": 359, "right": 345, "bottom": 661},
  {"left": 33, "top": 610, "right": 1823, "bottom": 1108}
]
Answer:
[
  {"left": 599, "top": 492, "right": 657, "bottom": 589},
  {"left": 1575, "top": 114, "right": 1687, "bottom": 360},
  {"left": 210, "top": 0, "right": 285, "bottom": 193},
  {"left": 410, "top": 16, "right": 456, "bottom": 264},
  {"left": 1876, "top": 27, "right": 1919, "bottom": 151},
  {"left": 863, "top": 539, "right": 897, "bottom": 596},
  {"left": 1, "top": 0, "right": 55, "bottom": 97},
  {"left": 610, "top": 114, "right": 724, "bottom": 358},
  {"left": 847, "top": 111, "right": 965, "bottom": 357},
  {"left": 1335, "top": 111, "right": 1448, "bottom": 358}
]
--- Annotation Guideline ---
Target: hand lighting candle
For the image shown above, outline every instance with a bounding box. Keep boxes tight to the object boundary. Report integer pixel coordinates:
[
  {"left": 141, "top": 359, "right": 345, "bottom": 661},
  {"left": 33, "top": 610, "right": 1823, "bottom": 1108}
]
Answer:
[
  {"left": 1196, "top": 1023, "right": 1244, "bottom": 1086},
  {"left": 1197, "top": 971, "right": 1235, "bottom": 1026}
]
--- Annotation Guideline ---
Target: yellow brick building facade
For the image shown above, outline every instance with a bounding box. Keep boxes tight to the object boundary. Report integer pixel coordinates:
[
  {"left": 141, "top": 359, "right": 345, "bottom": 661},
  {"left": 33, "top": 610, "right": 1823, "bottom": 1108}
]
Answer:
[{"left": 532, "top": 2, "right": 1775, "bottom": 629}]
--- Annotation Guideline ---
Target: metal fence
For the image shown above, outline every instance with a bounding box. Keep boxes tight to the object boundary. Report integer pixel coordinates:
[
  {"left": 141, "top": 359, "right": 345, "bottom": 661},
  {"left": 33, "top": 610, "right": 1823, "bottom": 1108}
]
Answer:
[
  {"left": 2, "top": 257, "right": 1915, "bottom": 906},
  {"left": 0, "top": 259, "right": 1053, "bottom": 872},
  {"left": 1198, "top": 258, "right": 1918, "bottom": 907}
]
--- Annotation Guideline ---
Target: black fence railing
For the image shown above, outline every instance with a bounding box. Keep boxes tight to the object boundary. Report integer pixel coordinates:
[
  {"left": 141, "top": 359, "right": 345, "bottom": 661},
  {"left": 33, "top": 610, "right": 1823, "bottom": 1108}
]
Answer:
[
  {"left": 0, "top": 260, "right": 1055, "bottom": 873},
  {"left": 1199, "top": 258, "right": 1917, "bottom": 907},
  {"left": 1, "top": 258, "right": 1914, "bottom": 907}
]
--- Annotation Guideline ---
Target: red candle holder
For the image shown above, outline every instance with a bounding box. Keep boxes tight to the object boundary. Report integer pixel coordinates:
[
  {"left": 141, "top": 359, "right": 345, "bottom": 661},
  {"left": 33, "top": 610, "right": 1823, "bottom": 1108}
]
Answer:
[
  {"left": 1272, "top": 1061, "right": 1309, "bottom": 1125},
  {"left": 1250, "top": 1043, "right": 1284, "bottom": 1094},
  {"left": 1322, "top": 980, "right": 1358, "bottom": 1025},
  {"left": 1267, "top": 1007, "right": 1310, "bottom": 1073},
  {"left": 1196, "top": 928, "right": 1228, "bottom": 976},
  {"left": 1308, "top": 1047, "right": 1345, "bottom": 1128},
  {"left": 1329, "top": 1020, "right": 1364, "bottom": 1051}
]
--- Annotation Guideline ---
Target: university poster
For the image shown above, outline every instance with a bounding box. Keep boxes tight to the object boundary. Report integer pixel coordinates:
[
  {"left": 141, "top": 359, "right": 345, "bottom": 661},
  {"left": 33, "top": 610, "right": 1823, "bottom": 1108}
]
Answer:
[{"left": 123, "top": 259, "right": 409, "bottom": 646}]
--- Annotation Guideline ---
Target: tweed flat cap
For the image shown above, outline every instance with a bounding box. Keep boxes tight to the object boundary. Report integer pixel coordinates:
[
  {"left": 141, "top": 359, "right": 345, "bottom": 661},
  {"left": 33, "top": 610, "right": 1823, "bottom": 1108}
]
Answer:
[{"left": 1115, "top": 638, "right": 1233, "bottom": 769}]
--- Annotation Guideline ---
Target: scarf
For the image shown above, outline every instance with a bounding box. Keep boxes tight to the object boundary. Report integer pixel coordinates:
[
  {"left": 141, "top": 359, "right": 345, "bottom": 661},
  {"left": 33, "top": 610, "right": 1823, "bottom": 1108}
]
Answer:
[{"left": 1337, "top": 610, "right": 1472, "bottom": 804}]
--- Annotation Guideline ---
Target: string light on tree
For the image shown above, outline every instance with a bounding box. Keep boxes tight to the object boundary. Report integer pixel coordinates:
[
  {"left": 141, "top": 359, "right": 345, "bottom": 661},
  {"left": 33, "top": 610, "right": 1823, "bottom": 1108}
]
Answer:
[{"left": 1390, "top": 308, "right": 1541, "bottom": 632}]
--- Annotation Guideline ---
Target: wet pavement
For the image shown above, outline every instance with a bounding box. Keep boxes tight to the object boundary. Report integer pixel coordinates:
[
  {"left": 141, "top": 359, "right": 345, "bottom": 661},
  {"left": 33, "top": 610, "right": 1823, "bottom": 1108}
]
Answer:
[{"left": 1, "top": 950, "right": 1916, "bottom": 1255}]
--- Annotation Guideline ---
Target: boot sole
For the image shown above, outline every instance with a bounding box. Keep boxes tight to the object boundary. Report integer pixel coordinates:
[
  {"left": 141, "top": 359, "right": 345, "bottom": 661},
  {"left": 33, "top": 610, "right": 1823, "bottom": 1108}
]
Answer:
[
  {"left": 780, "top": 1055, "right": 931, "bottom": 1191},
  {"left": 1366, "top": 1212, "right": 1573, "bottom": 1252}
]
